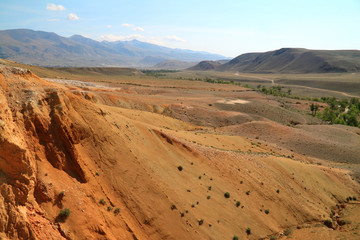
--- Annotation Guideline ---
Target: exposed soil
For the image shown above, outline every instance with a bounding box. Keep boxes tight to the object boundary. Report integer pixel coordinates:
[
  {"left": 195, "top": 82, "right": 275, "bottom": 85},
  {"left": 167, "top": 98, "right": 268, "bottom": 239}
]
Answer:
[{"left": 0, "top": 62, "right": 359, "bottom": 240}]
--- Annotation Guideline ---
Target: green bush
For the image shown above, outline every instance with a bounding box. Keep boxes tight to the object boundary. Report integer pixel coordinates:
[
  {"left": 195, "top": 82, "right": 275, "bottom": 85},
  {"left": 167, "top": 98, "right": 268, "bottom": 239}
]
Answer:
[
  {"left": 177, "top": 166, "right": 183, "bottom": 171},
  {"left": 224, "top": 192, "right": 230, "bottom": 198},
  {"left": 59, "top": 208, "right": 70, "bottom": 218},
  {"left": 324, "top": 219, "right": 333, "bottom": 228},
  {"left": 284, "top": 228, "right": 292, "bottom": 236},
  {"left": 265, "top": 209, "right": 270, "bottom": 214},
  {"left": 100, "top": 198, "right": 106, "bottom": 205},
  {"left": 114, "top": 207, "right": 121, "bottom": 215},
  {"left": 107, "top": 206, "right": 113, "bottom": 211},
  {"left": 235, "top": 201, "right": 240, "bottom": 207},
  {"left": 198, "top": 219, "right": 204, "bottom": 225},
  {"left": 246, "top": 227, "right": 251, "bottom": 235},
  {"left": 233, "top": 236, "right": 239, "bottom": 240}
]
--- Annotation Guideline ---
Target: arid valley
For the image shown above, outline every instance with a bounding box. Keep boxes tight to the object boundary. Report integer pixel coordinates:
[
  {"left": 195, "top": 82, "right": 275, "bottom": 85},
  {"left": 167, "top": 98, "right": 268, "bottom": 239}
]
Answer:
[{"left": 1, "top": 57, "right": 359, "bottom": 239}]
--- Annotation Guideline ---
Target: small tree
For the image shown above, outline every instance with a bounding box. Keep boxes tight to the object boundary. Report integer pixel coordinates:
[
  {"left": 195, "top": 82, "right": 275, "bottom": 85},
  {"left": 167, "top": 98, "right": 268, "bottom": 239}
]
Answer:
[{"left": 310, "top": 103, "right": 319, "bottom": 116}]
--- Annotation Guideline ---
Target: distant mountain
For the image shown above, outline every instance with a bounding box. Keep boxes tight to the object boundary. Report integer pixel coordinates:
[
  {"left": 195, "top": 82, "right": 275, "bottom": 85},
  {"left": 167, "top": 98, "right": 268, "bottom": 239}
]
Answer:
[
  {"left": 152, "top": 60, "right": 197, "bottom": 70},
  {"left": 0, "top": 29, "right": 227, "bottom": 67},
  {"left": 189, "top": 48, "right": 360, "bottom": 73}
]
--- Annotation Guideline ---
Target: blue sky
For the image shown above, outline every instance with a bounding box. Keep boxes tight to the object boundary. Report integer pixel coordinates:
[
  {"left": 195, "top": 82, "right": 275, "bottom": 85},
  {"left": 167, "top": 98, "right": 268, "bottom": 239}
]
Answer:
[{"left": 0, "top": 0, "right": 359, "bottom": 57}]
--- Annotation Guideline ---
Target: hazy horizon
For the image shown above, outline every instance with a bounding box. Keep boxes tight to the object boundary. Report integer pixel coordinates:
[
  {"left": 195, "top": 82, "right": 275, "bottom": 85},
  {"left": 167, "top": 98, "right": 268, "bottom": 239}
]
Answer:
[{"left": 1, "top": 0, "right": 359, "bottom": 57}]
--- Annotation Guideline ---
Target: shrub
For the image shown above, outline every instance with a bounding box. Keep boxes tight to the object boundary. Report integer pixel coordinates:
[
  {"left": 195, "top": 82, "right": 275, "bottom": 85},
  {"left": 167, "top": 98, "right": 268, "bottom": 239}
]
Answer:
[
  {"left": 338, "top": 220, "right": 346, "bottom": 226},
  {"left": 284, "top": 228, "right": 292, "bottom": 236},
  {"left": 224, "top": 192, "right": 230, "bottom": 198},
  {"left": 100, "top": 198, "right": 106, "bottom": 205},
  {"left": 107, "top": 206, "right": 113, "bottom": 211},
  {"left": 246, "top": 191, "right": 250, "bottom": 195},
  {"left": 59, "top": 191, "right": 65, "bottom": 197},
  {"left": 171, "top": 204, "right": 177, "bottom": 210},
  {"left": 208, "top": 186, "right": 212, "bottom": 190},
  {"left": 265, "top": 209, "right": 270, "bottom": 214},
  {"left": 207, "top": 195, "right": 211, "bottom": 200},
  {"left": 198, "top": 219, "right": 204, "bottom": 225},
  {"left": 246, "top": 227, "right": 251, "bottom": 235},
  {"left": 177, "top": 166, "right": 183, "bottom": 171},
  {"left": 353, "top": 196, "right": 357, "bottom": 201},
  {"left": 236, "top": 201, "right": 240, "bottom": 207},
  {"left": 276, "top": 189, "right": 280, "bottom": 194},
  {"left": 233, "top": 236, "right": 239, "bottom": 240},
  {"left": 324, "top": 219, "right": 333, "bottom": 228},
  {"left": 270, "top": 236, "right": 277, "bottom": 240},
  {"left": 59, "top": 208, "right": 70, "bottom": 218},
  {"left": 114, "top": 207, "right": 120, "bottom": 215}
]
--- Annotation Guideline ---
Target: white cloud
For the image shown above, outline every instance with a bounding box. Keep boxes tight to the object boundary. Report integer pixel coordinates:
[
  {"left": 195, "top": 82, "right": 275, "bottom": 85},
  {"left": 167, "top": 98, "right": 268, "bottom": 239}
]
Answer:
[
  {"left": 132, "top": 27, "right": 145, "bottom": 32},
  {"left": 100, "top": 34, "right": 164, "bottom": 45},
  {"left": 67, "top": 13, "right": 79, "bottom": 21},
  {"left": 100, "top": 34, "right": 144, "bottom": 42},
  {"left": 46, "top": 3, "right": 66, "bottom": 11},
  {"left": 107, "top": 25, "right": 113, "bottom": 29},
  {"left": 122, "top": 23, "right": 134, "bottom": 28},
  {"left": 165, "top": 35, "right": 186, "bottom": 42}
]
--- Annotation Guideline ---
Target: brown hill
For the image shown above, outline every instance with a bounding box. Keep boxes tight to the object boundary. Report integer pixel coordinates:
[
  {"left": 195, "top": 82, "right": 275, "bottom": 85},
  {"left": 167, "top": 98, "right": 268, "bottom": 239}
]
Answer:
[
  {"left": 189, "top": 48, "right": 360, "bottom": 73},
  {"left": 0, "top": 61, "right": 359, "bottom": 239}
]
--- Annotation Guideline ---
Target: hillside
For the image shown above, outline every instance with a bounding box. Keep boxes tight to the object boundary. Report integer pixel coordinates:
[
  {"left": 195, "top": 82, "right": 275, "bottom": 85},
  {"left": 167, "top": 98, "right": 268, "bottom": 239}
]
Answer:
[
  {"left": 1, "top": 60, "right": 360, "bottom": 239},
  {"left": 152, "top": 60, "right": 197, "bottom": 70},
  {"left": 189, "top": 48, "right": 360, "bottom": 73},
  {"left": 0, "top": 29, "right": 226, "bottom": 67}
]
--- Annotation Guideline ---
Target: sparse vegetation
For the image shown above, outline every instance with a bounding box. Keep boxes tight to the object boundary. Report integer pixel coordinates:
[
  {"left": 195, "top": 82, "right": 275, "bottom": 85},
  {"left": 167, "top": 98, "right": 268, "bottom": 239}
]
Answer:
[
  {"left": 107, "top": 206, "right": 113, "bottom": 211},
  {"left": 224, "top": 192, "right": 230, "bottom": 198},
  {"left": 198, "top": 219, "right": 204, "bottom": 225},
  {"left": 177, "top": 166, "right": 183, "bottom": 171},
  {"left": 233, "top": 236, "right": 239, "bottom": 240},
  {"left": 246, "top": 190, "right": 250, "bottom": 195},
  {"left": 58, "top": 208, "right": 70, "bottom": 219},
  {"left": 246, "top": 227, "right": 251, "bottom": 235},
  {"left": 100, "top": 198, "right": 106, "bottom": 205},
  {"left": 284, "top": 228, "right": 292, "bottom": 236},
  {"left": 265, "top": 209, "right": 270, "bottom": 214},
  {"left": 171, "top": 203, "right": 177, "bottom": 210},
  {"left": 207, "top": 195, "right": 211, "bottom": 200},
  {"left": 114, "top": 207, "right": 121, "bottom": 215},
  {"left": 324, "top": 219, "right": 333, "bottom": 228},
  {"left": 236, "top": 201, "right": 240, "bottom": 207}
]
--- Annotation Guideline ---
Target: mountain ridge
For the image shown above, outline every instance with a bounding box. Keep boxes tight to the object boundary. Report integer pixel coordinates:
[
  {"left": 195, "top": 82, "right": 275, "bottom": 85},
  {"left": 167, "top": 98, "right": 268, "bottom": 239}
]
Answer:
[
  {"left": 0, "top": 29, "right": 227, "bottom": 67},
  {"left": 189, "top": 48, "right": 360, "bottom": 73}
]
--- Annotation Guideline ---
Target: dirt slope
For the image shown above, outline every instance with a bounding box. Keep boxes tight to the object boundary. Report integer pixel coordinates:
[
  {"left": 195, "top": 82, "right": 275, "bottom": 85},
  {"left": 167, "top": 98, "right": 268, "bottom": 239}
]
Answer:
[{"left": 0, "top": 64, "right": 359, "bottom": 240}]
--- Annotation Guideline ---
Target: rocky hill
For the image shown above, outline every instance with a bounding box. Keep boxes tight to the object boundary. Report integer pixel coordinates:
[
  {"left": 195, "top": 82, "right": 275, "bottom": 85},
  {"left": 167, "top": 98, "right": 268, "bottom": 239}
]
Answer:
[
  {"left": 189, "top": 48, "right": 360, "bottom": 73},
  {"left": 0, "top": 60, "right": 359, "bottom": 239}
]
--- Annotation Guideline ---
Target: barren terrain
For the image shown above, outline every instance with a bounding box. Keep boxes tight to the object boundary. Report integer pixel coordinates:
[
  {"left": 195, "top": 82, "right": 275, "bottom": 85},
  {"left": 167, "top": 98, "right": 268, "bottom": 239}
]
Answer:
[{"left": 0, "top": 59, "right": 359, "bottom": 239}]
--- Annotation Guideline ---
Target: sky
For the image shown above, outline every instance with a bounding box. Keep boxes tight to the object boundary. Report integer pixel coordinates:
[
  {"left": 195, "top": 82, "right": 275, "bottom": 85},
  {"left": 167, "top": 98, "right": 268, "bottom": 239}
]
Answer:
[{"left": 0, "top": 0, "right": 359, "bottom": 57}]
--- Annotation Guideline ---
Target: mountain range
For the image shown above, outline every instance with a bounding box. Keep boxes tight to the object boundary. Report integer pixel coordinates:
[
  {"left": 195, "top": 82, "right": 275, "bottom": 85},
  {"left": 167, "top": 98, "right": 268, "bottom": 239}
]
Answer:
[
  {"left": 0, "top": 29, "right": 227, "bottom": 67},
  {"left": 189, "top": 48, "right": 360, "bottom": 73}
]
